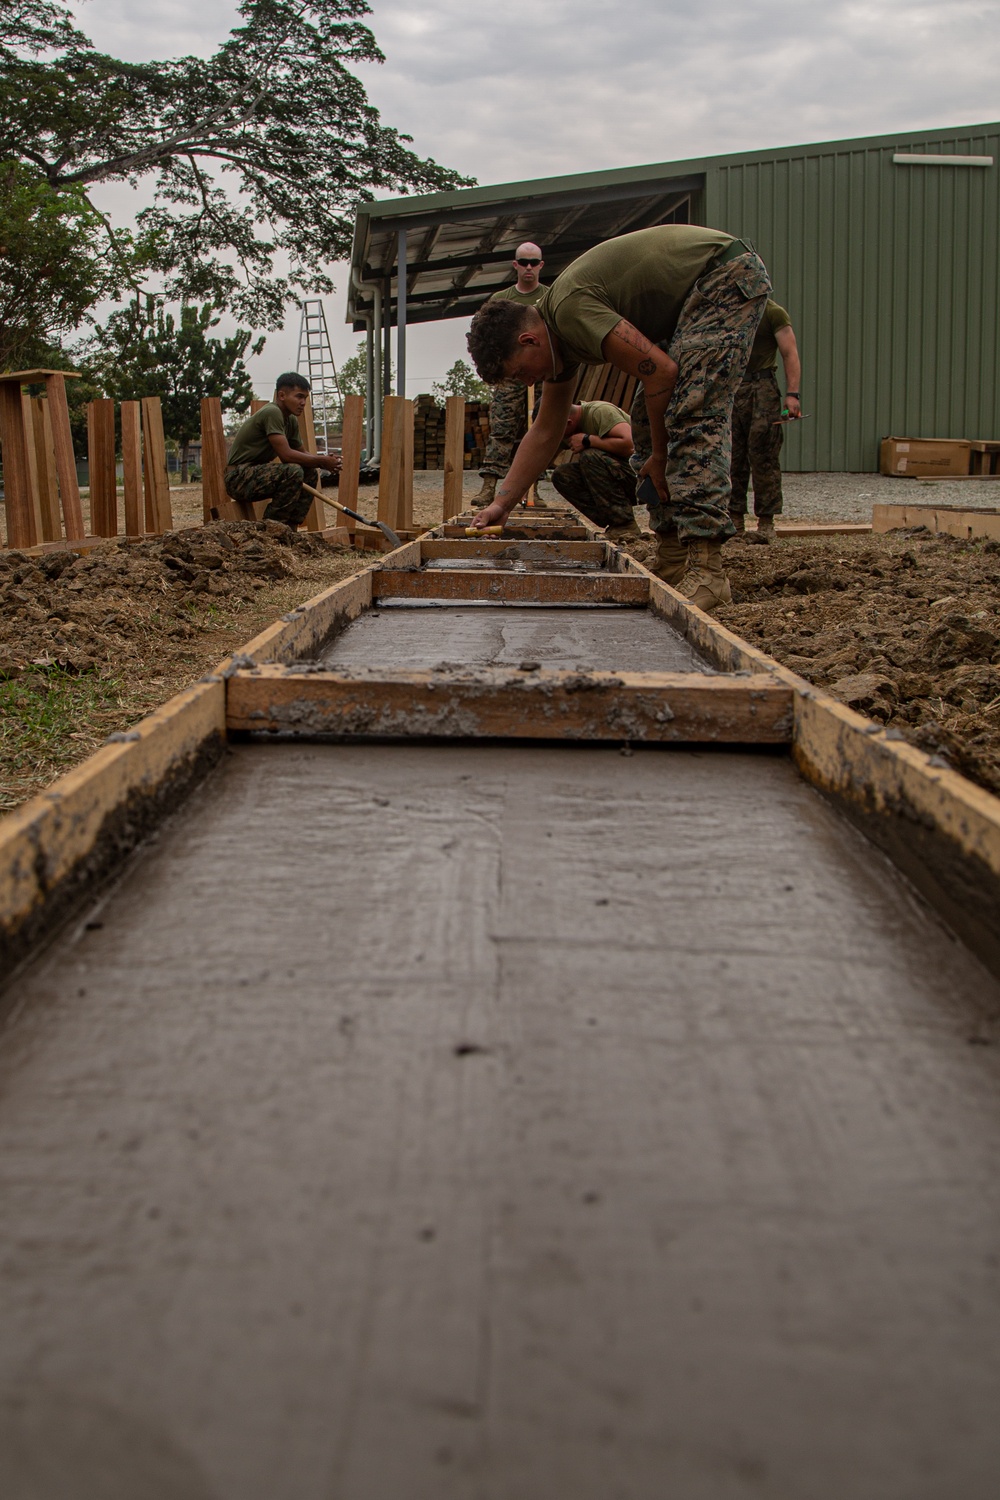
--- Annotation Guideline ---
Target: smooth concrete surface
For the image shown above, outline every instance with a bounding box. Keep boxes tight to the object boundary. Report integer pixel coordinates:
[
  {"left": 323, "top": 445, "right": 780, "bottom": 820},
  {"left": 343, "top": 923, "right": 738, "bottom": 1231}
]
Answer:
[
  {"left": 1, "top": 743, "right": 1000, "bottom": 1499},
  {"left": 319, "top": 604, "right": 712, "bottom": 673}
]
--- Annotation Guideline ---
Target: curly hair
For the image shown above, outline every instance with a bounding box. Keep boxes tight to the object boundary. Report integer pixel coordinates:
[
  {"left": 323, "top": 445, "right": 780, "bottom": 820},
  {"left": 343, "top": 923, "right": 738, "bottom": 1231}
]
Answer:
[{"left": 467, "top": 301, "right": 534, "bottom": 384}]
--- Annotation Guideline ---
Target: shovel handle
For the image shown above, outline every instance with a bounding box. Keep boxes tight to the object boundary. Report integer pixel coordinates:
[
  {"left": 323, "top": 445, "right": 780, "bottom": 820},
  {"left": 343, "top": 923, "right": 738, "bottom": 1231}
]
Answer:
[{"left": 465, "top": 524, "right": 505, "bottom": 536}]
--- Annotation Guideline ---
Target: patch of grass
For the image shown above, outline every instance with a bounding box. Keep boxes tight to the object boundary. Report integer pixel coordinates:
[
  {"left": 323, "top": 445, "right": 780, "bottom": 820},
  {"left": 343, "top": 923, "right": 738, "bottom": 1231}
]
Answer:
[{"left": 0, "top": 668, "right": 141, "bottom": 811}]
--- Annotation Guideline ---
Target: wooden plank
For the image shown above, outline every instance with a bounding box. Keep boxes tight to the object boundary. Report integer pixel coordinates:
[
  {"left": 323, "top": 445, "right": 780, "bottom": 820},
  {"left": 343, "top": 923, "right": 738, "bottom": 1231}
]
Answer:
[
  {"left": 0, "top": 385, "right": 35, "bottom": 548},
  {"left": 300, "top": 397, "right": 324, "bottom": 532},
  {"left": 87, "top": 398, "right": 117, "bottom": 537},
  {"left": 872, "top": 502, "right": 1000, "bottom": 542},
  {"left": 226, "top": 666, "right": 792, "bottom": 743},
  {"left": 421, "top": 539, "right": 607, "bottom": 563},
  {"left": 30, "top": 397, "right": 62, "bottom": 542},
  {"left": 442, "top": 522, "right": 590, "bottom": 540},
  {"left": 399, "top": 398, "right": 414, "bottom": 530},
  {"left": 43, "top": 373, "right": 85, "bottom": 541},
  {"left": 371, "top": 569, "right": 649, "bottom": 605},
  {"left": 379, "top": 396, "right": 405, "bottom": 532},
  {"left": 200, "top": 397, "right": 238, "bottom": 523},
  {"left": 443, "top": 396, "right": 466, "bottom": 520},
  {"left": 338, "top": 393, "right": 365, "bottom": 530},
  {"left": 120, "top": 400, "right": 143, "bottom": 536},
  {"left": 141, "top": 398, "right": 172, "bottom": 534},
  {"left": 20, "top": 391, "right": 44, "bottom": 546}
]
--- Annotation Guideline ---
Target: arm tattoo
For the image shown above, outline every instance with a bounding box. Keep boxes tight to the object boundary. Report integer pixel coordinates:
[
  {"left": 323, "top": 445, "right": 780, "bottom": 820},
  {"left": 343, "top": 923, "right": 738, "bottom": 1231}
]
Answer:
[{"left": 638, "top": 358, "right": 657, "bottom": 375}]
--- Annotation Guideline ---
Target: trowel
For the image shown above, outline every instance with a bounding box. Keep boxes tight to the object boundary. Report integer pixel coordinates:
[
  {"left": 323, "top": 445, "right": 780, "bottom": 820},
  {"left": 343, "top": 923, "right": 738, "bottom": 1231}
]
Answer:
[{"left": 303, "top": 483, "right": 402, "bottom": 549}]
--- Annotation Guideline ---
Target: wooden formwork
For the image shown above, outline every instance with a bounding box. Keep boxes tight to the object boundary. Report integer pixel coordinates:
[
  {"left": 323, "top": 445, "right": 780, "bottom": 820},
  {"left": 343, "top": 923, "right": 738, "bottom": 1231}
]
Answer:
[
  {"left": 873, "top": 500, "right": 1000, "bottom": 541},
  {"left": 3, "top": 510, "right": 1000, "bottom": 981}
]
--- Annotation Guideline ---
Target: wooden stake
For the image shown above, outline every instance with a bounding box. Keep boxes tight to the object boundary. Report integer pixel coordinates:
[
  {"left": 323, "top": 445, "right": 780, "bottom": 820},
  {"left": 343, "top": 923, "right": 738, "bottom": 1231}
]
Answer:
[
  {"left": 300, "top": 396, "right": 324, "bottom": 532},
  {"left": 200, "top": 397, "right": 238, "bottom": 523},
  {"left": 31, "top": 398, "right": 62, "bottom": 542},
  {"left": 141, "top": 398, "right": 172, "bottom": 534},
  {"left": 400, "top": 397, "right": 414, "bottom": 530},
  {"left": 525, "top": 384, "right": 538, "bottom": 507},
  {"left": 45, "top": 373, "right": 85, "bottom": 541},
  {"left": 338, "top": 393, "right": 365, "bottom": 532},
  {"left": 0, "top": 383, "right": 35, "bottom": 548},
  {"left": 87, "top": 398, "right": 117, "bottom": 537},
  {"left": 20, "top": 392, "right": 44, "bottom": 546},
  {"left": 379, "top": 396, "right": 405, "bottom": 532},
  {"left": 120, "top": 400, "right": 143, "bottom": 536},
  {"left": 443, "top": 396, "right": 465, "bottom": 520}
]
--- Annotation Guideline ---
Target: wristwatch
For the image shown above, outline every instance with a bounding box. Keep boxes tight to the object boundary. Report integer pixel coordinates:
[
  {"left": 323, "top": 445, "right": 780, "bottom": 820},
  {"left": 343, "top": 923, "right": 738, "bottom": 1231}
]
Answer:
[
  {"left": 786, "top": 392, "right": 800, "bottom": 398},
  {"left": 582, "top": 433, "right": 592, "bottom": 449}
]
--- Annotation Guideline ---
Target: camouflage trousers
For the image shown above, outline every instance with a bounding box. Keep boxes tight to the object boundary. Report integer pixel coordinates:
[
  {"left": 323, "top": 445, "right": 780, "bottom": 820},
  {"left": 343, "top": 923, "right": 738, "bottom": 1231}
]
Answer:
[
  {"left": 481, "top": 378, "right": 529, "bottom": 478},
  {"left": 630, "top": 248, "right": 771, "bottom": 541},
  {"left": 730, "top": 371, "right": 784, "bottom": 517},
  {"left": 224, "top": 461, "right": 317, "bottom": 527},
  {"left": 550, "top": 450, "right": 636, "bottom": 527}
]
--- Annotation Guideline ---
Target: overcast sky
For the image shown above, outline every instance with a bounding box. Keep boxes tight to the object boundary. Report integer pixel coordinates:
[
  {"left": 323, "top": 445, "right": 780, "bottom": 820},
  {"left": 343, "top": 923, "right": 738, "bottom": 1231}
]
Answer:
[{"left": 73, "top": 0, "right": 1000, "bottom": 394}]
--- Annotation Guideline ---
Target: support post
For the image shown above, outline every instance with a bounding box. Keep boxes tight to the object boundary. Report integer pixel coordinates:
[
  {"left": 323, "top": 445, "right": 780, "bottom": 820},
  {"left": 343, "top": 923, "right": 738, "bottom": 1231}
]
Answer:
[
  {"left": 526, "top": 384, "right": 538, "bottom": 507},
  {"left": 200, "top": 397, "right": 238, "bottom": 522},
  {"left": 20, "top": 391, "right": 44, "bottom": 545},
  {"left": 0, "top": 381, "right": 35, "bottom": 548},
  {"left": 383, "top": 284, "right": 392, "bottom": 398},
  {"left": 396, "top": 228, "right": 407, "bottom": 399},
  {"left": 30, "top": 398, "right": 62, "bottom": 542},
  {"left": 372, "top": 285, "right": 383, "bottom": 460},
  {"left": 399, "top": 396, "right": 414, "bottom": 529},
  {"left": 339, "top": 393, "right": 365, "bottom": 531},
  {"left": 87, "top": 397, "right": 117, "bottom": 537},
  {"left": 300, "top": 396, "right": 324, "bottom": 532},
  {"left": 378, "top": 395, "right": 405, "bottom": 532},
  {"left": 120, "top": 400, "right": 144, "bottom": 536},
  {"left": 44, "top": 373, "right": 85, "bottom": 541},
  {"left": 443, "top": 396, "right": 465, "bottom": 520},
  {"left": 141, "top": 398, "right": 172, "bottom": 534}
]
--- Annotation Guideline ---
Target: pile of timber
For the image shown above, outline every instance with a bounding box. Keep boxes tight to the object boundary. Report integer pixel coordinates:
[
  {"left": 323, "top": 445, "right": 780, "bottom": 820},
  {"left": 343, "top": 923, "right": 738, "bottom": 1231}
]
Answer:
[
  {"left": 574, "top": 362, "right": 638, "bottom": 411},
  {"left": 413, "top": 395, "right": 445, "bottom": 470},
  {"left": 464, "top": 401, "right": 489, "bottom": 469}
]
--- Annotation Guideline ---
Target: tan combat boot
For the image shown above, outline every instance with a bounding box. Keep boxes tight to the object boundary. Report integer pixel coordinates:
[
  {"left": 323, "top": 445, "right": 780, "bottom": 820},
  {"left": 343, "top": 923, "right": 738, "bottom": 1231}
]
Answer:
[
  {"left": 677, "top": 538, "right": 732, "bottom": 612},
  {"left": 651, "top": 530, "right": 688, "bottom": 587},
  {"left": 745, "top": 514, "right": 775, "bottom": 545},
  {"left": 471, "top": 474, "right": 496, "bottom": 506},
  {"left": 605, "top": 517, "right": 642, "bottom": 544},
  {"left": 731, "top": 510, "right": 746, "bottom": 534}
]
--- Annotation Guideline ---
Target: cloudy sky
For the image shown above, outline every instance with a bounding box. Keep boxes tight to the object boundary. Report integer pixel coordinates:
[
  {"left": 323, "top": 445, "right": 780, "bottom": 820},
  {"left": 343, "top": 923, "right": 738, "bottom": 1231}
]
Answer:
[{"left": 73, "top": 0, "right": 1000, "bottom": 393}]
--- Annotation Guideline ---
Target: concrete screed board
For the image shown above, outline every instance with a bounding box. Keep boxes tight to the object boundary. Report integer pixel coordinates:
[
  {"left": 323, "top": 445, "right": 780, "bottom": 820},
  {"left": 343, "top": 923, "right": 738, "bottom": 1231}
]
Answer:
[{"left": 1, "top": 740, "right": 999, "bottom": 1500}]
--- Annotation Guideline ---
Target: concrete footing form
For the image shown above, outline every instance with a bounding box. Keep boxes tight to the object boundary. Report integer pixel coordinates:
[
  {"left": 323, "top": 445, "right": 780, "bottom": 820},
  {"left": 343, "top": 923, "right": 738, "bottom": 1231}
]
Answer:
[{"left": 2, "top": 506, "right": 1000, "bottom": 1498}]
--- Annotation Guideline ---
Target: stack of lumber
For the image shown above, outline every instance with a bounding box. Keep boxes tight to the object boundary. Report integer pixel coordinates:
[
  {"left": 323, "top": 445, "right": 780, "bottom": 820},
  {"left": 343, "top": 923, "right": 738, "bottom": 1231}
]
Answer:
[
  {"left": 573, "top": 363, "right": 637, "bottom": 412},
  {"left": 464, "top": 400, "right": 489, "bottom": 469},
  {"left": 413, "top": 395, "right": 445, "bottom": 470}
]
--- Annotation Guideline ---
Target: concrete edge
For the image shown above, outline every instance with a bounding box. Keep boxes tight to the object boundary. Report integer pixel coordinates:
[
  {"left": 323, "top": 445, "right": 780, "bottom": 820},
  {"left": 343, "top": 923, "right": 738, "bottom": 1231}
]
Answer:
[{"left": 0, "top": 680, "right": 225, "bottom": 983}]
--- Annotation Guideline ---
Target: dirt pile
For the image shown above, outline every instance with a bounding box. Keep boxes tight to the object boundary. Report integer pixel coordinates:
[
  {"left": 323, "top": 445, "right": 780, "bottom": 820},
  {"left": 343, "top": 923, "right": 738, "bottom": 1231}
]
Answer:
[
  {"left": 628, "top": 527, "right": 1000, "bottom": 797},
  {"left": 0, "top": 521, "right": 349, "bottom": 678}
]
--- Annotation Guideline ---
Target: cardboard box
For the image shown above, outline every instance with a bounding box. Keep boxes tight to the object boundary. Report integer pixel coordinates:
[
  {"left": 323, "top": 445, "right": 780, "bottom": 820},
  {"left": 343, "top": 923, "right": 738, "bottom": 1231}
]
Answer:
[{"left": 880, "top": 437, "right": 972, "bottom": 477}]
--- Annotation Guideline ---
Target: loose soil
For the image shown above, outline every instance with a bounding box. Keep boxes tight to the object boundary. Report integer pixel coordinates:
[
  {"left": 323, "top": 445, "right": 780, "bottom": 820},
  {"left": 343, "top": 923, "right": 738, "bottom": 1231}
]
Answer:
[
  {"left": 626, "top": 526, "right": 1000, "bottom": 797},
  {"left": 0, "top": 522, "right": 376, "bottom": 811}
]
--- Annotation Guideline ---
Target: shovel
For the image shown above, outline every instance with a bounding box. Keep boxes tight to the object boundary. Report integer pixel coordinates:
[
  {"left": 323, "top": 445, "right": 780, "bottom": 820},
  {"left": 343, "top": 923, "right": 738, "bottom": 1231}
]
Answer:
[{"left": 303, "top": 483, "right": 402, "bottom": 549}]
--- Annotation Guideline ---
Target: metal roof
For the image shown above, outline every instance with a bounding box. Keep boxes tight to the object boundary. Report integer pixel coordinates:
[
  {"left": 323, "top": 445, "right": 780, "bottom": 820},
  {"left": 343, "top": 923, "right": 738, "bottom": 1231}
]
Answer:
[{"left": 345, "top": 158, "right": 702, "bottom": 330}]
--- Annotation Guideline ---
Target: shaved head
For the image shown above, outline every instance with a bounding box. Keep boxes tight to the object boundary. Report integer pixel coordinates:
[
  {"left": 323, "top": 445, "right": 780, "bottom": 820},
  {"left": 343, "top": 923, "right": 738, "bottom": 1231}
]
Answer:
[{"left": 515, "top": 241, "right": 542, "bottom": 259}]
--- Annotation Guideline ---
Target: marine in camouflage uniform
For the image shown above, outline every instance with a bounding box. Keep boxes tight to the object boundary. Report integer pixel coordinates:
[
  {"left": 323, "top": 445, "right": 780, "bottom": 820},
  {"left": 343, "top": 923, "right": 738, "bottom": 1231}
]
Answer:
[
  {"left": 549, "top": 399, "right": 637, "bottom": 530},
  {"left": 628, "top": 247, "right": 771, "bottom": 543},
  {"left": 480, "top": 379, "right": 530, "bottom": 480},
  {"left": 729, "top": 300, "right": 800, "bottom": 539},
  {"left": 224, "top": 460, "right": 317, "bottom": 528}
]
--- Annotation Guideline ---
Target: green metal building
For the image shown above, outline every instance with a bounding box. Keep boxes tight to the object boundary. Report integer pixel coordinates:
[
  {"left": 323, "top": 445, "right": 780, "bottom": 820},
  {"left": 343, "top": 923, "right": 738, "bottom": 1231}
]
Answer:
[{"left": 347, "top": 121, "right": 1000, "bottom": 471}]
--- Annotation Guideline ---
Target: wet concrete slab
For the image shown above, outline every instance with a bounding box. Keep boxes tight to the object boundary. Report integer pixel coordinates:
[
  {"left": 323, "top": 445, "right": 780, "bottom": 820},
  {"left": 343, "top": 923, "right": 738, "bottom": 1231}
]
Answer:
[
  {"left": 1, "top": 742, "right": 999, "bottom": 1499},
  {"left": 319, "top": 605, "right": 713, "bottom": 673}
]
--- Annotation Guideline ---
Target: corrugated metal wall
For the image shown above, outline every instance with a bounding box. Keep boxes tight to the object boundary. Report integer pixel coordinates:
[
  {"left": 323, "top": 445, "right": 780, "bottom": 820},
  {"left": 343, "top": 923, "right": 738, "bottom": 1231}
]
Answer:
[{"left": 702, "top": 124, "right": 1000, "bottom": 471}]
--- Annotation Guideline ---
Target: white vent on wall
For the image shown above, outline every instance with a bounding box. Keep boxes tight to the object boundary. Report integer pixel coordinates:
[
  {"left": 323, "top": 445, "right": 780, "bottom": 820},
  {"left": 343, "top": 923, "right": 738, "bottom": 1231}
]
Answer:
[{"left": 892, "top": 153, "right": 993, "bottom": 166}]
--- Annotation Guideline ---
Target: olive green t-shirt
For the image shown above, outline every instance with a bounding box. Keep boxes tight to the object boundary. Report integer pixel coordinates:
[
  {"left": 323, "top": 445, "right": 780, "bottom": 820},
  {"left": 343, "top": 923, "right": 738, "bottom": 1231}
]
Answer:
[
  {"left": 490, "top": 283, "right": 548, "bottom": 307},
  {"left": 540, "top": 225, "right": 734, "bottom": 380},
  {"left": 744, "top": 300, "right": 792, "bottom": 375},
  {"left": 226, "top": 403, "right": 302, "bottom": 467},
  {"left": 579, "top": 401, "right": 630, "bottom": 438}
]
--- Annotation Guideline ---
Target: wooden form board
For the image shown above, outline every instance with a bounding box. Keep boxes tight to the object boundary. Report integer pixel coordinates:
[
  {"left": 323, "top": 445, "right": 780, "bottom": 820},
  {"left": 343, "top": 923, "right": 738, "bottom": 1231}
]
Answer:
[
  {"left": 227, "top": 666, "right": 792, "bottom": 743},
  {"left": 421, "top": 539, "right": 607, "bottom": 563},
  {"left": 141, "top": 398, "right": 172, "bottom": 534},
  {"left": 87, "top": 398, "right": 117, "bottom": 538},
  {"left": 370, "top": 568, "right": 649, "bottom": 605},
  {"left": 443, "top": 397, "right": 465, "bottom": 519},
  {"left": 120, "top": 401, "right": 143, "bottom": 537},
  {"left": 29, "top": 398, "right": 62, "bottom": 542},
  {"left": 338, "top": 393, "right": 365, "bottom": 530},
  {"left": 0, "top": 382, "right": 35, "bottom": 548},
  {"left": 200, "top": 397, "right": 239, "bottom": 523},
  {"left": 0, "top": 370, "right": 84, "bottom": 548},
  {"left": 377, "top": 395, "right": 413, "bottom": 531},
  {"left": 299, "top": 398, "right": 324, "bottom": 533},
  {"left": 872, "top": 502, "right": 1000, "bottom": 542}
]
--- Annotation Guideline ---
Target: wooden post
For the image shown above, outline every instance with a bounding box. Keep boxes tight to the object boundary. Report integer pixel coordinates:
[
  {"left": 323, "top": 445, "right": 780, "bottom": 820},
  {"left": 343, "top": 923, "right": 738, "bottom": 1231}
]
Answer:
[
  {"left": 86, "top": 398, "right": 117, "bottom": 537},
  {"left": 44, "top": 373, "right": 85, "bottom": 541},
  {"left": 300, "top": 396, "right": 324, "bottom": 532},
  {"left": 443, "top": 396, "right": 465, "bottom": 520},
  {"left": 525, "top": 384, "right": 538, "bottom": 507},
  {"left": 20, "top": 392, "right": 44, "bottom": 546},
  {"left": 141, "top": 398, "right": 172, "bottom": 534},
  {"left": 378, "top": 395, "right": 405, "bottom": 532},
  {"left": 31, "top": 398, "right": 62, "bottom": 542},
  {"left": 200, "top": 397, "right": 239, "bottom": 522},
  {"left": 120, "top": 400, "right": 143, "bottom": 536},
  {"left": 338, "top": 393, "right": 365, "bottom": 532},
  {"left": 0, "top": 383, "right": 35, "bottom": 548},
  {"left": 399, "top": 396, "right": 414, "bottom": 530}
]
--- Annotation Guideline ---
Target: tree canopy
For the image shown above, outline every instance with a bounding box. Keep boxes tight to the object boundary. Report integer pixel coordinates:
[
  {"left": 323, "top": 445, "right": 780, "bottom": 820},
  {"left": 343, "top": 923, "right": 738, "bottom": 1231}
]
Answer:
[
  {"left": 433, "top": 359, "right": 490, "bottom": 403},
  {"left": 2, "top": 0, "right": 470, "bottom": 333}
]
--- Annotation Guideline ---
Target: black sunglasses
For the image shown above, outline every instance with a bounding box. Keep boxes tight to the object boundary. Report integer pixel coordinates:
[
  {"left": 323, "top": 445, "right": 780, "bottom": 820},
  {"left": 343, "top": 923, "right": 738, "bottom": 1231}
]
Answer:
[{"left": 516, "top": 257, "right": 542, "bottom": 267}]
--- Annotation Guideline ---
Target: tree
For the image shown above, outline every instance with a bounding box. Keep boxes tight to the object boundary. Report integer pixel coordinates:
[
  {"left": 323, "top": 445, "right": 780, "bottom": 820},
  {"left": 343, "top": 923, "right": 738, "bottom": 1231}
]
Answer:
[
  {"left": 0, "top": 162, "right": 151, "bottom": 369},
  {"left": 337, "top": 339, "right": 392, "bottom": 401},
  {"left": 88, "top": 302, "right": 264, "bottom": 481},
  {"left": 433, "top": 359, "right": 489, "bottom": 403},
  {"left": 1, "top": 0, "right": 471, "bottom": 335}
]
